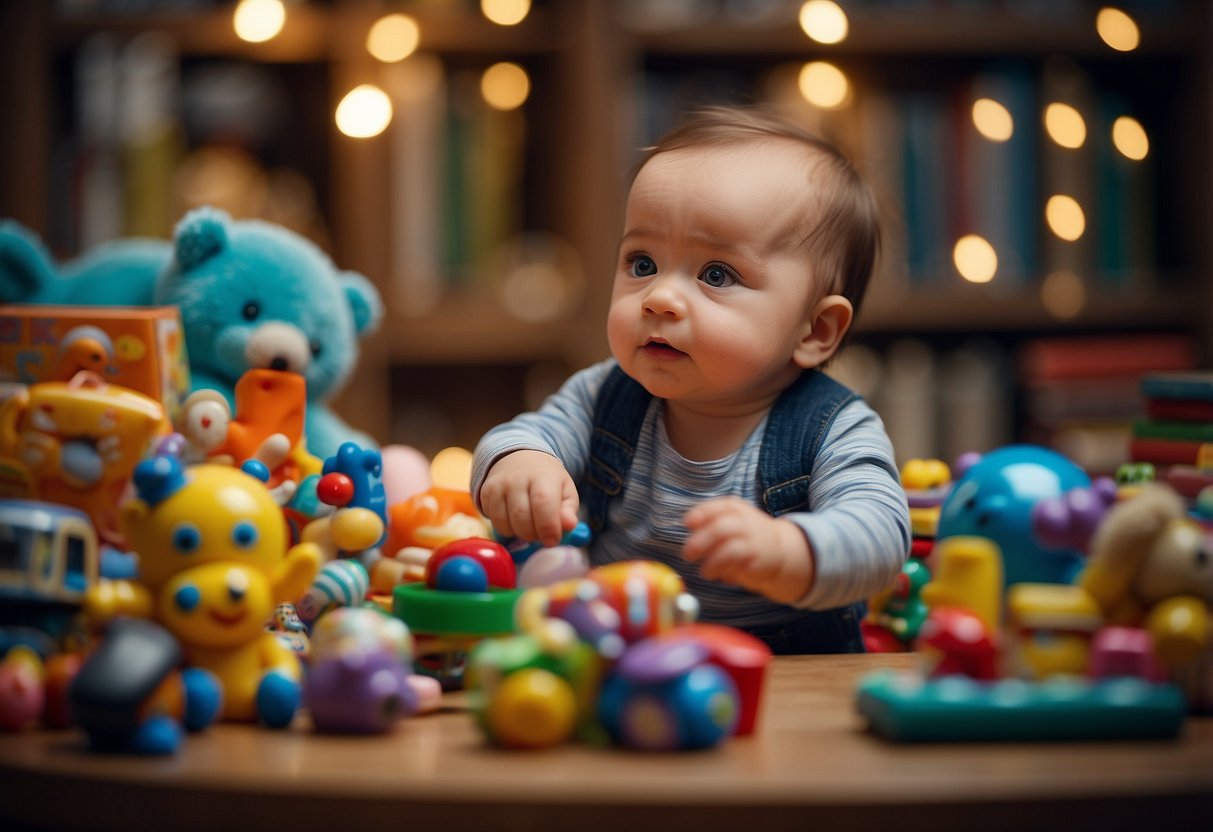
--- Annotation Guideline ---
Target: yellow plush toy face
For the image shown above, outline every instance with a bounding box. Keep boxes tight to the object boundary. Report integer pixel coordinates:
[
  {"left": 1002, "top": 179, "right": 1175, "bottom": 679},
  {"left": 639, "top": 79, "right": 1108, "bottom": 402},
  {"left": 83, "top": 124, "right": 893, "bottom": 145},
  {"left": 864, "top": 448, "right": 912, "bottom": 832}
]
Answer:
[
  {"left": 158, "top": 561, "right": 274, "bottom": 648},
  {"left": 124, "top": 464, "right": 288, "bottom": 589}
]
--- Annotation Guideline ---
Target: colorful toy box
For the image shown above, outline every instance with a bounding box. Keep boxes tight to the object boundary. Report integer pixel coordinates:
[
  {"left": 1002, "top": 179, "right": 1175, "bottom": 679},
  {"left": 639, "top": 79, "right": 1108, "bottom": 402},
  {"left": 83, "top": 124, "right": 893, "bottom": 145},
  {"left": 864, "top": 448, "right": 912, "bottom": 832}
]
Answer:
[{"left": 0, "top": 305, "right": 190, "bottom": 417}]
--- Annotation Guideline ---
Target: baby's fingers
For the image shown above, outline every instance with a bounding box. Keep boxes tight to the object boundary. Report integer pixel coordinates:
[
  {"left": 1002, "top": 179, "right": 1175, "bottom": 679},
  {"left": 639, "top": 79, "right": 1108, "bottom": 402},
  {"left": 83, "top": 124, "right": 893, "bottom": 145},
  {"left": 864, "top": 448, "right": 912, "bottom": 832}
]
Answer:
[{"left": 526, "top": 478, "right": 576, "bottom": 547}]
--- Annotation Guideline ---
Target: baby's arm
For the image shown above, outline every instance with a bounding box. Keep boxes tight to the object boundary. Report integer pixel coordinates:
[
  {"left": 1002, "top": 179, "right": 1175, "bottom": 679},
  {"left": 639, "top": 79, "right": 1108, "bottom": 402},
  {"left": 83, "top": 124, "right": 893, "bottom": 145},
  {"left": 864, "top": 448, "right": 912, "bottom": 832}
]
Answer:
[
  {"left": 685, "top": 400, "right": 910, "bottom": 609},
  {"left": 479, "top": 450, "right": 580, "bottom": 547},
  {"left": 471, "top": 359, "right": 613, "bottom": 546},
  {"left": 683, "top": 498, "right": 813, "bottom": 605}
]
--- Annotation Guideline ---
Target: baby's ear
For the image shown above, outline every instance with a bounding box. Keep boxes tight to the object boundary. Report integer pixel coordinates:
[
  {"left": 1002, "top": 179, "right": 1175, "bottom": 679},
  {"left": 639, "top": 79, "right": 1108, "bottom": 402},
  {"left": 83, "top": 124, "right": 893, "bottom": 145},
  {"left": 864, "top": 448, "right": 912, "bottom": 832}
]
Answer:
[{"left": 793, "top": 294, "right": 853, "bottom": 369}]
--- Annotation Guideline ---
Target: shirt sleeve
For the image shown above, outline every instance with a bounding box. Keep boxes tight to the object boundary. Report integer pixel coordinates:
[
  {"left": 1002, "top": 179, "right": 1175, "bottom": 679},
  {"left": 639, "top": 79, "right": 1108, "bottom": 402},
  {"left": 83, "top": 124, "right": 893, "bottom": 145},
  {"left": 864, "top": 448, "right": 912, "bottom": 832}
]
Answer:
[
  {"left": 785, "top": 399, "right": 911, "bottom": 611},
  {"left": 470, "top": 359, "right": 614, "bottom": 513}
]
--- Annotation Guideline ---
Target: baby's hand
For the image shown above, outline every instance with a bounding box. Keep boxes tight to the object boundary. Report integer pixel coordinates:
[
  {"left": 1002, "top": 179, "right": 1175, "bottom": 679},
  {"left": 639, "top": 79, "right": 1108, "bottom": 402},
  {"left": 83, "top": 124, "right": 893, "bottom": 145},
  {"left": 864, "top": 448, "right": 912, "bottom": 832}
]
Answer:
[
  {"left": 480, "top": 450, "right": 580, "bottom": 547},
  {"left": 683, "top": 497, "right": 814, "bottom": 605}
]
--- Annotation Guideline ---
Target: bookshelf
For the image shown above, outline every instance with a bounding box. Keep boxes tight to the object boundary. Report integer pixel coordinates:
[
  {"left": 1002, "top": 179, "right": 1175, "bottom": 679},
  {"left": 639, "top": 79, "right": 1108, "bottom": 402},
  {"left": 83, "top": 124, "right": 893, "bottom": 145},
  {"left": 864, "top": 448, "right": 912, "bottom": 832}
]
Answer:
[{"left": 0, "top": 0, "right": 1209, "bottom": 464}]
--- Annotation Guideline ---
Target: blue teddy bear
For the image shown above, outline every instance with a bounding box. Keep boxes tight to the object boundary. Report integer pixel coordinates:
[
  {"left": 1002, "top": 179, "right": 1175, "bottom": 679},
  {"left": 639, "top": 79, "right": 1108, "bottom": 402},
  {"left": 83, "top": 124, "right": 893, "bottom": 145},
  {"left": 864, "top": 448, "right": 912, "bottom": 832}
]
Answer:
[{"left": 0, "top": 206, "right": 383, "bottom": 458}]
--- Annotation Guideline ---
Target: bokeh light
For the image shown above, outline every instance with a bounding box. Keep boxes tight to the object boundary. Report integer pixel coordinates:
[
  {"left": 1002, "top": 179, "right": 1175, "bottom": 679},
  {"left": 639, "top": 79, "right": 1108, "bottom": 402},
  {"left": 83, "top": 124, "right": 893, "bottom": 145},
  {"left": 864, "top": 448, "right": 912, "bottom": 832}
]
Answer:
[
  {"left": 1112, "top": 116, "right": 1149, "bottom": 160},
  {"left": 335, "top": 84, "right": 393, "bottom": 138},
  {"left": 797, "top": 61, "right": 850, "bottom": 109},
  {"left": 972, "top": 98, "right": 1013, "bottom": 142},
  {"left": 481, "top": 62, "right": 531, "bottom": 110},
  {"left": 482, "top": 0, "right": 531, "bottom": 26},
  {"left": 798, "top": 1, "right": 849, "bottom": 45},
  {"left": 1044, "top": 102, "right": 1087, "bottom": 149},
  {"left": 233, "top": 0, "right": 285, "bottom": 43},
  {"left": 1046, "top": 195, "right": 1086, "bottom": 241},
  {"left": 1041, "top": 270, "right": 1086, "bottom": 319},
  {"left": 367, "top": 14, "right": 421, "bottom": 63},
  {"left": 1096, "top": 7, "right": 1140, "bottom": 52},
  {"left": 953, "top": 235, "right": 998, "bottom": 284}
]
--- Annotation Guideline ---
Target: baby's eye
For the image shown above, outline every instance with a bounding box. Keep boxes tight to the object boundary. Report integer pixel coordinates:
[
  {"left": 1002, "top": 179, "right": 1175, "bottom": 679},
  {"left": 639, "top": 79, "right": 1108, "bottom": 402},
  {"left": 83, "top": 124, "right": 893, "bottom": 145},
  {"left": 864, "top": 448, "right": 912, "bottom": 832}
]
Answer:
[
  {"left": 699, "top": 262, "right": 739, "bottom": 288},
  {"left": 629, "top": 255, "right": 657, "bottom": 277}
]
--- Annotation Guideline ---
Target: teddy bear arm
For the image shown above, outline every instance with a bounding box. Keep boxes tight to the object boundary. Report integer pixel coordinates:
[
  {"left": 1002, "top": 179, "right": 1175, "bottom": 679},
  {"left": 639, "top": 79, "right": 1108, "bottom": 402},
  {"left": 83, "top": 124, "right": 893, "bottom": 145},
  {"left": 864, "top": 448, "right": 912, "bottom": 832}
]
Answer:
[{"left": 84, "top": 579, "right": 154, "bottom": 625}]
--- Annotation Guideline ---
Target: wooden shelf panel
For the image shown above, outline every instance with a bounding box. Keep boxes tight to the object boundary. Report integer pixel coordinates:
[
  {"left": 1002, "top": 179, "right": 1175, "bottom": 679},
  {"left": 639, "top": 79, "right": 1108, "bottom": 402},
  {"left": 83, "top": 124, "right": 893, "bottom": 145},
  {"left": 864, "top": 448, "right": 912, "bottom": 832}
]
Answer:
[
  {"left": 859, "top": 280, "right": 1205, "bottom": 333},
  {"left": 52, "top": 5, "right": 561, "bottom": 62},
  {"left": 628, "top": 11, "right": 1201, "bottom": 59}
]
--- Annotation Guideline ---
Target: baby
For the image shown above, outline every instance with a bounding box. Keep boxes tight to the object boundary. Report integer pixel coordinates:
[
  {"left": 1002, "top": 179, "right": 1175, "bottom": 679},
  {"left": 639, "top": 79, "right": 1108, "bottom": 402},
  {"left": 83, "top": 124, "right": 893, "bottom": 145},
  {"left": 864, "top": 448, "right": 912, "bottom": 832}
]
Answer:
[{"left": 472, "top": 106, "right": 910, "bottom": 653}]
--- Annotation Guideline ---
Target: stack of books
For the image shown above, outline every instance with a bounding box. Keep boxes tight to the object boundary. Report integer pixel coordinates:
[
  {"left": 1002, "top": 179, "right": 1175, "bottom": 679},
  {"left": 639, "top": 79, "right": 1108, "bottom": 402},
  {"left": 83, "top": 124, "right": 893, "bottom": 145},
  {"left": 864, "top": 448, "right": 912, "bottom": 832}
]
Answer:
[{"left": 1131, "top": 373, "right": 1213, "bottom": 488}]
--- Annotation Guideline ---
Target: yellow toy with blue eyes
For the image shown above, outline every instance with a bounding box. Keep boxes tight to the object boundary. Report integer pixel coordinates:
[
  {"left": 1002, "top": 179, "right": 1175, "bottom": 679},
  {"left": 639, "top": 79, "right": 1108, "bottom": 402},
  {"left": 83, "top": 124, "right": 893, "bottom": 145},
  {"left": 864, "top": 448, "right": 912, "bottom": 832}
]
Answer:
[{"left": 87, "top": 456, "right": 320, "bottom": 726}]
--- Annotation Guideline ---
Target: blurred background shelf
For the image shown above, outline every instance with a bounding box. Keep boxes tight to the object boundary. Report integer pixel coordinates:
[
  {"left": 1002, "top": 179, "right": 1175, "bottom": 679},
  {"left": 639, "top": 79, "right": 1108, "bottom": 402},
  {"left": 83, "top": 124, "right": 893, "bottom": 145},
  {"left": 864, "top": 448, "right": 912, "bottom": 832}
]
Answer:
[{"left": 1, "top": 0, "right": 1209, "bottom": 468}]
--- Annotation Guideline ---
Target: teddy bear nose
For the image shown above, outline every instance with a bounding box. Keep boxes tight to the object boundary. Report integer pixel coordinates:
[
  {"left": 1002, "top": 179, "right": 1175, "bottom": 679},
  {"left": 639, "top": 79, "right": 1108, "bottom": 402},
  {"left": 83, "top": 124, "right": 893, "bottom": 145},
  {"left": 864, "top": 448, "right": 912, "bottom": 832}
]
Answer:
[
  {"left": 270, "top": 357, "right": 290, "bottom": 371},
  {"left": 227, "top": 569, "right": 249, "bottom": 602}
]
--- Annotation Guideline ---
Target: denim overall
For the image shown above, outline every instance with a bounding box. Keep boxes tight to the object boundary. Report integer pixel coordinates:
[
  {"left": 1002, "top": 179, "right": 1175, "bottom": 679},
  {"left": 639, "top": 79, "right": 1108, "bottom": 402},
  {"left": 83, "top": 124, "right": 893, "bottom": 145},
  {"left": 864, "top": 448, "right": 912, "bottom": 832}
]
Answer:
[{"left": 585, "top": 365, "right": 867, "bottom": 655}]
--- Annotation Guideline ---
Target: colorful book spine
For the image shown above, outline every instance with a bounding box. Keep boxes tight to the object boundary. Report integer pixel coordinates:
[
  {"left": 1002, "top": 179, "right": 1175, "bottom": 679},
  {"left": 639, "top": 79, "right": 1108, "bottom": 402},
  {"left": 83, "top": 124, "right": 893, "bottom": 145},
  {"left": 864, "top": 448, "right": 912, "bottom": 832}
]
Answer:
[
  {"left": 1128, "top": 436, "right": 1209, "bottom": 467},
  {"left": 1132, "top": 419, "right": 1213, "bottom": 444},
  {"left": 1140, "top": 372, "right": 1213, "bottom": 403}
]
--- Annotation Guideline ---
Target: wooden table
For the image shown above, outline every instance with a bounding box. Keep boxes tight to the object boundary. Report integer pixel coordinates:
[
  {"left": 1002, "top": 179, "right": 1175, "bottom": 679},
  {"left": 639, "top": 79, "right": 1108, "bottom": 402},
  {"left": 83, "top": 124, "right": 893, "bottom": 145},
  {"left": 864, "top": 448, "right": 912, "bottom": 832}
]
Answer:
[{"left": 1, "top": 653, "right": 1210, "bottom": 832}]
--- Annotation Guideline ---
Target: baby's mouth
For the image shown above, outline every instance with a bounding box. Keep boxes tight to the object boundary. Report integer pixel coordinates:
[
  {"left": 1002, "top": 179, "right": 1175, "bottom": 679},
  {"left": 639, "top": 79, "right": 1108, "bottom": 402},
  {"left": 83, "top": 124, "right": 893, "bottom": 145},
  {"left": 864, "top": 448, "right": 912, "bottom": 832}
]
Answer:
[{"left": 642, "top": 339, "right": 686, "bottom": 358}]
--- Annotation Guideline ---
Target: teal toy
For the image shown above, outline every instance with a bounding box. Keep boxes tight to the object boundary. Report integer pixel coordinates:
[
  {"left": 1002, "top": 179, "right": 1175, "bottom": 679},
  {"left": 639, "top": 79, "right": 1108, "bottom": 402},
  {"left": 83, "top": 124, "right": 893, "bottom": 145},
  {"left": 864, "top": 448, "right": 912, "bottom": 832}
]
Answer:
[
  {"left": 936, "top": 445, "right": 1090, "bottom": 588},
  {"left": 857, "top": 670, "right": 1186, "bottom": 742},
  {"left": 0, "top": 207, "right": 383, "bottom": 458}
]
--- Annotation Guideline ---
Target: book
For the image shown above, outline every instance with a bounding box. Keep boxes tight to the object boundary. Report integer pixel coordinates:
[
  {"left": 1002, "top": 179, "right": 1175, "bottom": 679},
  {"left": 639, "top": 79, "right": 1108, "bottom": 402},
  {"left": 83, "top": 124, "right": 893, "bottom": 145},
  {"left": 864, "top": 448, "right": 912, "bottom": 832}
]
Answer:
[
  {"left": 1095, "top": 90, "right": 1155, "bottom": 289},
  {"left": 1129, "top": 436, "right": 1210, "bottom": 467},
  {"left": 1039, "top": 59, "right": 1097, "bottom": 281},
  {"left": 899, "top": 91, "right": 952, "bottom": 281},
  {"left": 1145, "top": 398, "right": 1213, "bottom": 422},
  {"left": 387, "top": 55, "right": 447, "bottom": 316},
  {"left": 1140, "top": 372, "right": 1213, "bottom": 403},
  {"left": 1133, "top": 420, "right": 1213, "bottom": 443},
  {"left": 1018, "top": 334, "right": 1197, "bottom": 382},
  {"left": 958, "top": 65, "right": 1038, "bottom": 284}
]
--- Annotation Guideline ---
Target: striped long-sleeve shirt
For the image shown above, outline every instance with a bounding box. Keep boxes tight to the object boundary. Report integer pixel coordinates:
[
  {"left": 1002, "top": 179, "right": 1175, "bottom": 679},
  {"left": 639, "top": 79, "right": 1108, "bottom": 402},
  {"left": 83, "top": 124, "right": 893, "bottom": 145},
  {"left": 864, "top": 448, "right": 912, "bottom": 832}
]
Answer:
[{"left": 472, "top": 359, "right": 910, "bottom": 628}]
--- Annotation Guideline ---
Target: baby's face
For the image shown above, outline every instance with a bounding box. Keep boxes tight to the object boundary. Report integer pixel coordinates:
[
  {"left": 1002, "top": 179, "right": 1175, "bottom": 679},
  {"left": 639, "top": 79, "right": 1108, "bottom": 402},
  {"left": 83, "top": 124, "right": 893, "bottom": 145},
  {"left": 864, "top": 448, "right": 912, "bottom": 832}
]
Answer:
[{"left": 608, "top": 141, "right": 822, "bottom": 409}]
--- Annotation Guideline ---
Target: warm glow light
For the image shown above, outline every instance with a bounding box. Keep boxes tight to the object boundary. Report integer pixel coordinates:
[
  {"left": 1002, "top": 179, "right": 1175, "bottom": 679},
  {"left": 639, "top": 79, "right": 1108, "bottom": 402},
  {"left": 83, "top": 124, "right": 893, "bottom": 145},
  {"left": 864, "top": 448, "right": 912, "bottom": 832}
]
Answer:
[
  {"left": 797, "top": 61, "right": 850, "bottom": 109},
  {"left": 1112, "top": 116, "right": 1149, "bottom": 160},
  {"left": 1046, "top": 195, "right": 1086, "bottom": 241},
  {"left": 1096, "top": 7, "right": 1140, "bottom": 52},
  {"left": 1041, "top": 270, "right": 1086, "bottom": 319},
  {"left": 953, "top": 235, "right": 998, "bottom": 284},
  {"left": 481, "top": 62, "right": 530, "bottom": 110},
  {"left": 798, "top": 1, "right": 849, "bottom": 45},
  {"left": 972, "top": 98, "right": 1013, "bottom": 142},
  {"left": 335, "top": 84, "right": 393, "bottom": 138},
  {"left": 1045, "top": 103, "right": 1087, "bottom": 149},
  {"left": 367, "top": 14, "right": 420, "bottom": 63},
  {"left": 481, "top": 0, "right": 531, "bottom": 26},
  {"left": 233, "top": 0, "right": 285, "bottom": 43}
]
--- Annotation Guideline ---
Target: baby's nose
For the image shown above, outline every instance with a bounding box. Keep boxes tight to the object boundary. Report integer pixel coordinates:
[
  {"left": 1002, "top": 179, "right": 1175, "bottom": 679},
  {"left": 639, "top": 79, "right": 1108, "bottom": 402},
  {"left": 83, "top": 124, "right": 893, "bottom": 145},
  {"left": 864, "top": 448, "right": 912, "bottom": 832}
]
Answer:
[{"left": 643, "top": 278, "right": 685, "bottom": 317}]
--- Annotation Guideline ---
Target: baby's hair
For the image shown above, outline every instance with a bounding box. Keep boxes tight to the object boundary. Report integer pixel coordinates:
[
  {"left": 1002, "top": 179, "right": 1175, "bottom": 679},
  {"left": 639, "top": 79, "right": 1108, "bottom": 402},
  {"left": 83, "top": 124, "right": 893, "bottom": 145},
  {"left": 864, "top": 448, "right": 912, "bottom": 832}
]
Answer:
[{"left": 637, "top": 105, "right": 880, "bottom": 323}]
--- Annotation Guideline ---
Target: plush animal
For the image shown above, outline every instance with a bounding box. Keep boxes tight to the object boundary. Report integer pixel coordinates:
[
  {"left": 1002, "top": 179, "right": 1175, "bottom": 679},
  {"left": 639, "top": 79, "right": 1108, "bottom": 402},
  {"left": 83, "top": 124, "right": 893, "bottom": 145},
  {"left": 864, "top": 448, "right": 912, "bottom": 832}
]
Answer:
[
  {"left": 0, "top": 207, "right": 383, "bottom": 458},
  {"left": 85, "top": 456, "right": 321, "bottom": 726},
  {"left": 1081, "top": 484, "right": 1213, "bottom": 711}
]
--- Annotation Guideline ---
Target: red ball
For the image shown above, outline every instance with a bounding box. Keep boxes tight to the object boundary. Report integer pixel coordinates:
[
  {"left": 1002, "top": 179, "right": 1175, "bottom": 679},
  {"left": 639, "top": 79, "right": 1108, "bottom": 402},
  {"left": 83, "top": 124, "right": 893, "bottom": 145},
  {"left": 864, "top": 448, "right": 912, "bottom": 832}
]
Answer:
[
  {"left": 317, "top": 472, "right": 355, "bottom": 507},
  {"left": 426, "top": 538, "right": 516, "bottom": 590}
]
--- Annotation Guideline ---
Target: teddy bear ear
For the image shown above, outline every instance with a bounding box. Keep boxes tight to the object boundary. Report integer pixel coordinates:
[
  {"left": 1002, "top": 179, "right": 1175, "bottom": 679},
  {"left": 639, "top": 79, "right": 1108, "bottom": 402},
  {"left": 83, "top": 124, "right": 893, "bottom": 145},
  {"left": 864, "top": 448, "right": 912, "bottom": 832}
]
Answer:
[
  {"left": 1081, "top": 484, "right": 1184, "bottom": 613},
  {"left": 0, "top": 219, "right": 60, "bottom": 303},
  {"left": 173, "top": 206, "right": 232, "bottom": 272},
  {"left": 340, "top": 270, "right": 384, "bottom": 336}
]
